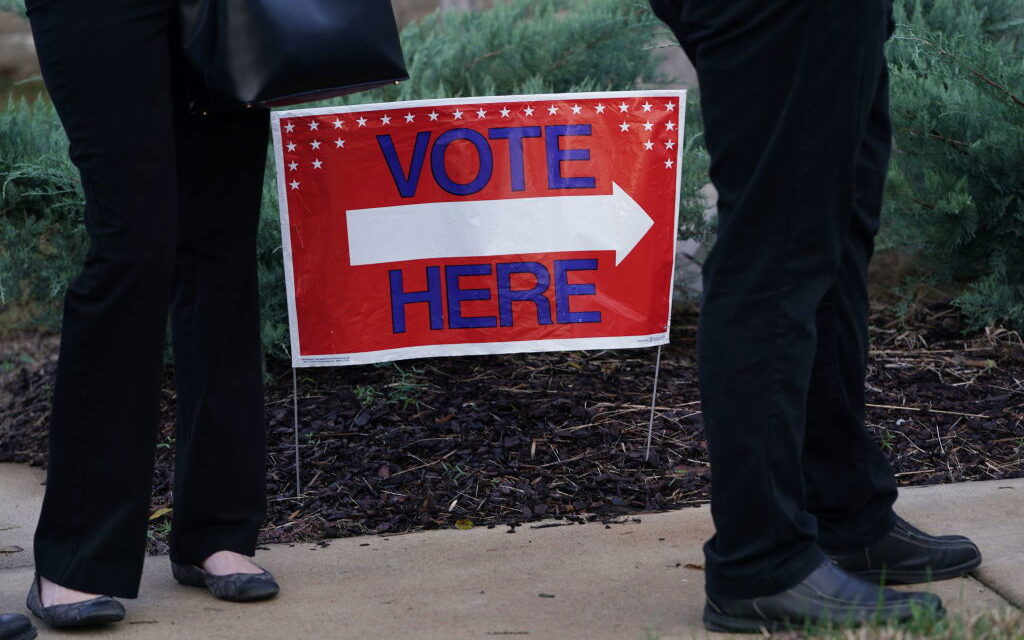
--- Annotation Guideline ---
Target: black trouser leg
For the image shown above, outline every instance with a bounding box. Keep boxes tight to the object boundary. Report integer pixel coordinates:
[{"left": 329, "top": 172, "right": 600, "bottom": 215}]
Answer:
[
  {"left": 803, "top": 66, "right": 898, "bottom": 552},
  {"left": 28, "top": 0, "right": 179, "bottom": 598},
  {"left": 28, "top": 0, "right": 269, "bottom": 597},
  {"left": 650, "top": 0, "right": 895, "bottom": 599},
  {"left": 169, "top": 106, "right": 270, "bottom": 566}
]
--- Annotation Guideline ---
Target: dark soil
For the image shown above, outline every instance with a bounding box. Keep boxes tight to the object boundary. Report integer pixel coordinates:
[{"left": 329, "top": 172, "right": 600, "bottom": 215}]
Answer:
[{"left": 1, "top": 304, "right": 1022, "bottom": 554}]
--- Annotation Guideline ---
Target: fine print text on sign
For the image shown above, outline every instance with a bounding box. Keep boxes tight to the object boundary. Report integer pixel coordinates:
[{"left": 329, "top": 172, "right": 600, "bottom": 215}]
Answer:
[{"left": 272, "top": 91, "right": 686, "bottom": 367}]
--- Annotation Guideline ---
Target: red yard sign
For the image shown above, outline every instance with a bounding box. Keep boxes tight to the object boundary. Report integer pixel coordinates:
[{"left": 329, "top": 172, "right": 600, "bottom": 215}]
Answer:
[{"left": 272, "top": 91, "right": 686, "bottom": 366}]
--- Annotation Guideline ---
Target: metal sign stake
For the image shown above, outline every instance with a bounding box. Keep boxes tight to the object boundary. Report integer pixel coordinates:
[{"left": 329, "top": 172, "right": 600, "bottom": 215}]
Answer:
[
  {"left": 292, "top": 367, "right": 302, "bottom": 498},
  {"left": 644, "top": 344, "right": 663, "bottom": 463}
]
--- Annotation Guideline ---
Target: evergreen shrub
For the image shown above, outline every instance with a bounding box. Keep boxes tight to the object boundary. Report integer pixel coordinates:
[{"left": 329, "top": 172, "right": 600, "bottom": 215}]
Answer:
[{"left": 883, "top": 0, "right": 1024, "bottom": 328}]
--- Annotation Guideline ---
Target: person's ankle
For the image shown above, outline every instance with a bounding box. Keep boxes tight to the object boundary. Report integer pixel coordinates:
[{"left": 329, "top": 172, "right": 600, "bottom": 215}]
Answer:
[
  {"left": 38, "top": 576, "right": 102, "bottom": 607},
  {"left": 201, "top": 550, "right": 263, "bottom": 576}
]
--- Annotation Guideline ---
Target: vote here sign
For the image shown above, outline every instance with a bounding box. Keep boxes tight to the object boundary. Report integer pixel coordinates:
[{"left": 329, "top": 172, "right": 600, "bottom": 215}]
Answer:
[{"left": 271, "top": 90, "right": 686, "bottom": 367}]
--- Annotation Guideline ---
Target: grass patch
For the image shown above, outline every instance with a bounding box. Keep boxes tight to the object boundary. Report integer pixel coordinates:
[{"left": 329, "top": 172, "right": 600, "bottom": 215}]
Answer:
[
  {"left": 640, "top": 607, "right": 1024, "bottom": 639},
  {"left": 776, "top": 609, "right": 1024, "bottom": 640}
]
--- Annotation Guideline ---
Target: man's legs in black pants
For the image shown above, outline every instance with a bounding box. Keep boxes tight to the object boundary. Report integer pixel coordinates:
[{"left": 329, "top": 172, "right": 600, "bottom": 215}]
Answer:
[
  {"left": 651, "top": 1, "right": 976, "bottom": 626},
  {"left": 803, "top": 68, "right": 899, "bottom": 553},
  {"left": 684, "top": 0, "right": 895, "bottom": 599},
  {"left": 801, "top": 64, "right": 979, "bottom": 584}
]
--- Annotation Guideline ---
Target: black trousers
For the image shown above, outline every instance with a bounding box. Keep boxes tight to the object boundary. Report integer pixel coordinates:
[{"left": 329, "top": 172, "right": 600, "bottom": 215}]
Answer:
[
  {"left": 27, "top": 0, "right": 269, "bottom": 598},
  {"left": 650, "top": 0, "right": 899, "bottom": 598}
]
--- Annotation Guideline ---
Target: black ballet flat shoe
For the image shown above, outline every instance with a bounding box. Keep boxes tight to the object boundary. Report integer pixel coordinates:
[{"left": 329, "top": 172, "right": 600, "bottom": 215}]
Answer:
[
  {"left": 703, "top": 560, "right": 944, "bottom": 634},
  {"left": 172, "top": 561, "right": 280, "bottom": 602},
  {"left": 25, "top": 576, "right": 125, "bottom": 629},
  {"left": 825, "top": 515, "right": 982, "bottom": 585},
  {"left": 0, "top": 613, "right": 36, "bottom": 640}
]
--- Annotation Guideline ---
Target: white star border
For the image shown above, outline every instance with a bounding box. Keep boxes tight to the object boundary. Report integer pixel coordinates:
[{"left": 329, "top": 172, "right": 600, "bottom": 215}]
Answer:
[{"left": 273, "top": 91, "right": 687, "bottom": 192}]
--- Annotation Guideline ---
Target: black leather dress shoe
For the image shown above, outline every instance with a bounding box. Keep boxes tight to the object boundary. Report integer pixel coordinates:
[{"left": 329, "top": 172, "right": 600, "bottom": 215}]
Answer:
[
  {"left": 0, "top": 614, "right": 36, "bottom": 640},
  {"left": 25, "top": 576, "right": 125, "bottom": 629},
  {"left": 826, "top": 515, "right": 982, "bottom": 585},
  {"left": 703, "top": 560, "right": 944, "bottom": 633},
  {"left": 172, "top": 561, "right": 280, "bottom": 602}
]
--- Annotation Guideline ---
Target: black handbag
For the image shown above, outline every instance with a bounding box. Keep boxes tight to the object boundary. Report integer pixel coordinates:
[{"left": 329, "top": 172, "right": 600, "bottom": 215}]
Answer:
[{"left": 180, "top": 0, "right": 409, "bottom": 112}]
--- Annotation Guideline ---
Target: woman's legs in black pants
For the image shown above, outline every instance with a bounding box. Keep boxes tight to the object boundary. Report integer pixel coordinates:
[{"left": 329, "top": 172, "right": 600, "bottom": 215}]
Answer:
[
  {"left": 27, "top": 0, "right": 268, "bottom": 599},
  {"left": 169, "top": 106, "right": 269, "bottom": 568},
  {"left": 650, "top": 0, "right": 898, "bottom": 599}
]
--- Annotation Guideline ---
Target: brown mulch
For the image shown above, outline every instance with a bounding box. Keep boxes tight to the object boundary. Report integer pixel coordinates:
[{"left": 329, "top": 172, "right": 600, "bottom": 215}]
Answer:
[{"left": 1, "top": 303, "right": 1022, "bottom": 554}]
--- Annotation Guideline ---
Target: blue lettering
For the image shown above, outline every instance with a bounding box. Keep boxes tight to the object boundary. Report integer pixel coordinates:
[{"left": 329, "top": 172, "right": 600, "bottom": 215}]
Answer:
[
  {"left": 377, "top": 132, "right": 431, "bottom": 198},
  {"left": 431, "top": 129, "right": 494, "bottom": 196},
  {"left": 445, "top": 264, "right": 497, "bottom": 329},
  {"left": 389, "top": 260, "right": 602, "bottom": 332},
  {"left": 545, "top": 125, "right": 596, "bottom": 190},
  {"left": 496, "top": 262, "right": 552, "bottom": 327},
  {"left": 389, "top": 267, "right": 444, "bottom": 333},
  {"left": 488, "top": 126, "right": 542, "bottom": 192},
  {"left": 554, "top": 259, "right": 601, "bottom": 324}
]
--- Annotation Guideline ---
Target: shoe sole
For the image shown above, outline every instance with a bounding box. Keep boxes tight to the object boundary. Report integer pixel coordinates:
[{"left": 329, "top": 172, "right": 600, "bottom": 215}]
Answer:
[
  {"left": 175, "top": 581, "right": 278, "bottom": 602},
  {"left": 31, "top": 611, "right": 125, "bottom": 629},
  {"left": 172, "top": 571, "right": 207, "bottom": 589},
  {"left": 173, "top": 566, "right": 279, "bottom": 603},
  {"left": 853, "top": 554, "right": 982, "bottom": 586},
  {"left": 703, "top": 608, "right": 788, "bottom": 634},
  {"left": 703, "top": 605, "right": 946, "bottom": 634},
  {"left": 10, "top": 627, "right": 38, "bottom": 640},
  {"left": 220, "top": 588, "right": 279, "bottom": 603}
]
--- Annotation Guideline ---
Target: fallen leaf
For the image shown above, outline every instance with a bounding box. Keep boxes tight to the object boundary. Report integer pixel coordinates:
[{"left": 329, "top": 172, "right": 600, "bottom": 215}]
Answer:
[
  {"left": 684, "top": 563, "right": 704, "bottom": 571},
  {"left": 0, "top": 545, "right": 24, "bottom": 554},
  {"left": 455, "top": 519, "right": 474, "bottom": 530},
  {"left": 149, "top": 508, "right": 172, "bottom": 521}
]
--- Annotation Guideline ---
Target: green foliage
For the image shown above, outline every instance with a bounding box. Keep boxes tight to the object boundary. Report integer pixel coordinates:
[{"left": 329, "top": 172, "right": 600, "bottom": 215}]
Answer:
[
  {"left": 678, "top": 96, "right": 712, "bottom": 245},
  {"left": 883, "top": 0, "right": 1024, "bottom": 329},
  {"left": 384, "top": 0, "right": 665, "bottom": 99},
  {"left": 0, "top": 97, "right": 84, "bottom": 324},
  {"left": 353, "top": 364, "right": 434, "bottom": 411},
  {"left": 894, "top": 0, "right": 1024, "bottom": 54},
  {"left": 645, "top": 607, "right": 1024, "bottom": 639},
  {"left": 788, "top": 609, "right": 1024, "bottom": 640},
  {"left": 2, "top": 0, "right": 709, "bottom": 359},
  {"left": 0, "top": 1, "right": 25, "bottom": 15}
]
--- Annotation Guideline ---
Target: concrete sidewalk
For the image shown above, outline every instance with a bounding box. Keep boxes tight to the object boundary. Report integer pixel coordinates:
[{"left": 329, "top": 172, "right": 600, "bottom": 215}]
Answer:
[
  {"left": 0, "top": 464, "right": 43, "bottom": 571},
  {"left": 0, "top": 464, "right": 1019, "bottom": 639}
]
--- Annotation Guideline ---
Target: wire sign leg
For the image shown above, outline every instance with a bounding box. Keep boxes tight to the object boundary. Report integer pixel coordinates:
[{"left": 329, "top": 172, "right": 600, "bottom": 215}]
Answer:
[
  {"left": 292, "top": 367, "right": 302, "bottom": 499},
  {"left": 644, "top": 345, "right": 664, "bottom": 463}
]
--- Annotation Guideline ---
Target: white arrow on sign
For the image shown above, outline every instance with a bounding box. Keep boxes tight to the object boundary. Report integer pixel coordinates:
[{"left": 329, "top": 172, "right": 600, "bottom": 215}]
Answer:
[{"left": 346, "top": 183, "right": 654, "bottom": 267}]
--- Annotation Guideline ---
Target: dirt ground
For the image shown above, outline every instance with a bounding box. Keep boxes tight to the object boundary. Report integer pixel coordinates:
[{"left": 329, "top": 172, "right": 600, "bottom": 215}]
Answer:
[{"left": 1, "top": 301, "right": 1021, "bottom": 552}]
